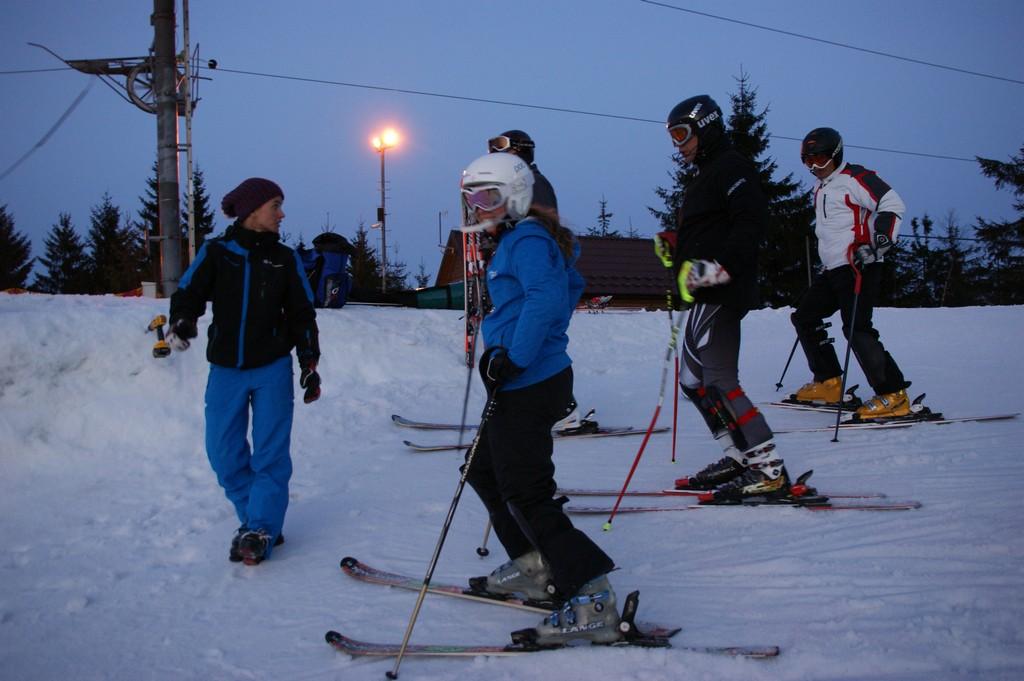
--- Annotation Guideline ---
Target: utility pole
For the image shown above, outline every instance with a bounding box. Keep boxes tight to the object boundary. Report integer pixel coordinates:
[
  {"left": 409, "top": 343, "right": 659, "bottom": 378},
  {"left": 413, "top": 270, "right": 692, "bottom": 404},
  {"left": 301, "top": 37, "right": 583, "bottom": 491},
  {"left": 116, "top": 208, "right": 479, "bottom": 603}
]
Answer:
[{"left": 152, "top": 0, "right": 181, "bottom": 296}]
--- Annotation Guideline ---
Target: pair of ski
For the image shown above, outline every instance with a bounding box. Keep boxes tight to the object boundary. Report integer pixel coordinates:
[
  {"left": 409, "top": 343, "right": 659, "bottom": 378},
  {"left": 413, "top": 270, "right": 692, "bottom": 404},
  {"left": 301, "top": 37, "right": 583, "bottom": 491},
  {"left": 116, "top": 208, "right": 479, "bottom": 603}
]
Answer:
[
  {"left": 768, "top": 390, "right": 1019, "bottom": 428},
  {"left": 393, "top": 413, "right": 669, "bottom": 452},
  {"left": 394, "top": 411, "right": 897, "bottom": 453},
  {"left": 326, "top": 556, "right": 780, "bottom": 660},
  {"left": 560, "top": 471, "right": 921, "bottom": 513}
]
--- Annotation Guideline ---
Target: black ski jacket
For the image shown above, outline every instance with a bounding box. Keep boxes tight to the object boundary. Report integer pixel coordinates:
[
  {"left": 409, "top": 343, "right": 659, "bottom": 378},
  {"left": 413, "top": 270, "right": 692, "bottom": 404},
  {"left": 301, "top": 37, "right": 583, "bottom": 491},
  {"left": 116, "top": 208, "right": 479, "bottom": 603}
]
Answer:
[
  {"left": 170, "top": 223, "right": 320, "bottom": 370},
  {"left": 672, "top": 138, "right": 768, "bottom": 311}
]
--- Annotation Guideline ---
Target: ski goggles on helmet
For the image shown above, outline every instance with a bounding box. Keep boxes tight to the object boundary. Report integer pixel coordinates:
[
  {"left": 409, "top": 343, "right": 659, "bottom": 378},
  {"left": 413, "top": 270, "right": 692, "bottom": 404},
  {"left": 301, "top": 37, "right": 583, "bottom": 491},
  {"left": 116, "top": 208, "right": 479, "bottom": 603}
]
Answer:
[
  {"left": 462, "top": 186, "right": 506, "bottom": 212},
  {"left": 668, "top": 122, "right": 696, "bottom": 146},
  {"left": 488, "top": 135, "right": 534, "bottom": 153},
  {"left": 801, "top": 152, "right": 833, "bottom": 170}
]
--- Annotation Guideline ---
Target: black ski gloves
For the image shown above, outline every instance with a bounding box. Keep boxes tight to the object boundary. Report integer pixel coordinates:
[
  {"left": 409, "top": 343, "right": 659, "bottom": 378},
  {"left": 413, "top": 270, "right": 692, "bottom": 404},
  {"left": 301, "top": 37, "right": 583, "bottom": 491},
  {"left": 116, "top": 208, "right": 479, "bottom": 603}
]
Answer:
[
  {"left": 300, "top": 362, "right": 321, "bottom": 404},
  {"left": 167, "top": 318, "right": 197, "bottom": 352},
  {"left": 479, "top": 346, "right": 524, "bottom": 392}
]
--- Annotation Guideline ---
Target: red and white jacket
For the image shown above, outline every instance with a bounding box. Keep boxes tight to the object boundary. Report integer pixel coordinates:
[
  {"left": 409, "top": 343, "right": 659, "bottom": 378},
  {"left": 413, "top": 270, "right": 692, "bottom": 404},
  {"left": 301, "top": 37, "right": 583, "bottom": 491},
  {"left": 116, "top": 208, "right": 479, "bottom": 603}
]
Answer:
[{"left": 812, "top": 161, "right": 905, "bottom": 270}]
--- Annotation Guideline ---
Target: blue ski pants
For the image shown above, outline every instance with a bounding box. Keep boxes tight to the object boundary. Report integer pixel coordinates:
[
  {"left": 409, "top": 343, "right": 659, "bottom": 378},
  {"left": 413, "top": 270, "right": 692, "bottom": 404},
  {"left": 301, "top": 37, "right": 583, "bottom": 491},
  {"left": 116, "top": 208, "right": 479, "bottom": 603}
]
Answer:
[{"left": 204, "top": 355, "right": 294, "bottom": 555}]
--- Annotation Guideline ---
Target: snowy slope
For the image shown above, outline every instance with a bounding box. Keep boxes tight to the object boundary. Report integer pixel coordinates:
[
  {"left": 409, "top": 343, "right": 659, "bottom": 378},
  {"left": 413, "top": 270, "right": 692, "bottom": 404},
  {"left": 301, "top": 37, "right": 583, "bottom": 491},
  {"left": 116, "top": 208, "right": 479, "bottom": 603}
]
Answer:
[{"left": 1, "top": 294, "right": 1022, "bottom": 681}]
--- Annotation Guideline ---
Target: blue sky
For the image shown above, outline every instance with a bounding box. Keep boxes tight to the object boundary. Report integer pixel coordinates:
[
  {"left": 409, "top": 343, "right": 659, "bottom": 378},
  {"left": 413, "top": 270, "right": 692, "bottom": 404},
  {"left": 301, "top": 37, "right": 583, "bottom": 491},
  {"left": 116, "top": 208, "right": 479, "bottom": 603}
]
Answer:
[{"left": 2, "top": 0, "right": 1022, "bottom": 285}]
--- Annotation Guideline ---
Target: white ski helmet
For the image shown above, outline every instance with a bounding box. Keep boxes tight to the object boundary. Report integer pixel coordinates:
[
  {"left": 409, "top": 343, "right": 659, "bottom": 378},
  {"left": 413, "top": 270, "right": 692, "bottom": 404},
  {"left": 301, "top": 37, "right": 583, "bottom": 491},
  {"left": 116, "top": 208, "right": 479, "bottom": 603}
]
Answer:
[{"left": 460, "top": 152, "right": 535, "bottom": 221}]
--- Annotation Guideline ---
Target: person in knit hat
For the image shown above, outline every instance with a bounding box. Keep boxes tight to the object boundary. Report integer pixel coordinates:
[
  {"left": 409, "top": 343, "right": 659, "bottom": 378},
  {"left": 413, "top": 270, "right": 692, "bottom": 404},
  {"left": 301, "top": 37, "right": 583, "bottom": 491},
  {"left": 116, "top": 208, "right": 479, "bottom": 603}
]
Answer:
[
  {"left": 167, "top": 176, "right": 320, "bottom": 566},
  {"left": 221, "top": 177, "right": 284, "bottom": 224}
]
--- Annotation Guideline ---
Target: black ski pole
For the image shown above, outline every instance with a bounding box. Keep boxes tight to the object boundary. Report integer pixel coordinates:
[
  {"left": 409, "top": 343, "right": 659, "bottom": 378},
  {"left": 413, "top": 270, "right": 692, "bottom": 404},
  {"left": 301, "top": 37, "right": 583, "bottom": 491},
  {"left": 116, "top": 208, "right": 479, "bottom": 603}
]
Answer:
[
  {"left": 775, "top": 236, "right": 816, "bottom": 391},
  {"left": 475, "top": 520, "right": 491, "bottom": 557},
  {"left": 388, "top": 223, "right": 491, "bottom": 679},
  {"left": 774, "top": 338, "right": 800, "bottom": 392},
  {"left": 387, "top": 387, "right": 498, "bottom": 679},
  {"left": 831, "top": 263, "right": 863, "bottom": 443}
]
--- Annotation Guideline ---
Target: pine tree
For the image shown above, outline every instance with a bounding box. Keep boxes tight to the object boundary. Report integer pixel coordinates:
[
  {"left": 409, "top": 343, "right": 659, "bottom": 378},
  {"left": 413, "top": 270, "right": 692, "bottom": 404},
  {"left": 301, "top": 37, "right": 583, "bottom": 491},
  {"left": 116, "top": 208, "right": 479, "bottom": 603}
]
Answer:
[
  {"left": 33, "top": 213, "right": 91, "bottom": 294},
  {"left": 87, "top": 193, "right": 146, "bottom": 294},
  {"left": 726, "top": 72, "right": 815, "bottom": 308},
  {"left": 414, "top": 261, "right": 431, "bottom": 288},
  {"left": 184, "top": 165, "right": 217, "bottom": 253},
  {"left": 587, "top": 196, "right": 620, "bottom": 237},
  {"left": 0, "top": 205, "right": 34, "bottom": 289},
  {"left": 348, "top": 221, "right": 382, "bottom": 292},
  {"left": 138, "top": 161, "right": 160, "bottom": 283},
  {"left": 973, "top": 143, "right": 1024, "bottom": 304},
  {"left": 649, "top": 150, "right": 695, "bottom": 231}
]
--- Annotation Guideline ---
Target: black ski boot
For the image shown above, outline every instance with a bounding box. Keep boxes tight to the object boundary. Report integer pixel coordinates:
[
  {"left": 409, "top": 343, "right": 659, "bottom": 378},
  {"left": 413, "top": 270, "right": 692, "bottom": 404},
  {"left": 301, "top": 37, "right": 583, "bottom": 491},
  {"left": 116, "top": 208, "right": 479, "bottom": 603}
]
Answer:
[{"left": 230, "top": 527, "right": 284, "bottom": 563}]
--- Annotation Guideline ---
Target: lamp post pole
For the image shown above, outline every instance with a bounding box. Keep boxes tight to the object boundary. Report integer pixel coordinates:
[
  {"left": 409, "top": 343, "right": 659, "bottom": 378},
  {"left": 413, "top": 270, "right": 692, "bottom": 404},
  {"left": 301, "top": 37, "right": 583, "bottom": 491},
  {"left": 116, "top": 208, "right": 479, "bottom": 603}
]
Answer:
[
  {"left": 372, "top": 128, "right": 399, "bottom": 295},
  {"left": 379, "top": 145, "right": 387, "bottom": 294}
]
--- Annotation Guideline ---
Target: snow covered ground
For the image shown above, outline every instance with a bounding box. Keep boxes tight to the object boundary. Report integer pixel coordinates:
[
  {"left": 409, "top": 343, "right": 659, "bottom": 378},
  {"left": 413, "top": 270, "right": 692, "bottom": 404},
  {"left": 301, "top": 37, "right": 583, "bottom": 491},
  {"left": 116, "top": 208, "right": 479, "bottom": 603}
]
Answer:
[{"left": 1, "top": 293, "right": 1022, "bottom": 681}]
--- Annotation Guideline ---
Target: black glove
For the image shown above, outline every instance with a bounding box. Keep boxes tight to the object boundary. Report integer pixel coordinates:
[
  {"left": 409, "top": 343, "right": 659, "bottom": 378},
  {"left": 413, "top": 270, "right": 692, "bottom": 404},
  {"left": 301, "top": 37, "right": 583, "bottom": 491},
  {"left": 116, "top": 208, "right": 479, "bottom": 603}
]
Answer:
[
  {"left": 479, "top": 347, "right": 524, "bottom": 391},
  {"left": 853, "top": 233, "right": 893, "bottom": 266},
  {"left": 300, "top": 363, "right": 321, "bottom": 404},
  {"left": 167, "top": 318, "right": 197, "bottom": 352}
]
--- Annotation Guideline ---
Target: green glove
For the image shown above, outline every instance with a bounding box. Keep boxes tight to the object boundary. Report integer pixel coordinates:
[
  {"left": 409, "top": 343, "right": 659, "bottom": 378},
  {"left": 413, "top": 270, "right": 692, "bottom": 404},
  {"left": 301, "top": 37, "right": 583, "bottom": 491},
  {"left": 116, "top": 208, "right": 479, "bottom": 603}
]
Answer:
[{"left": 653, "top": 231, "right": 676, "bottom": 269}]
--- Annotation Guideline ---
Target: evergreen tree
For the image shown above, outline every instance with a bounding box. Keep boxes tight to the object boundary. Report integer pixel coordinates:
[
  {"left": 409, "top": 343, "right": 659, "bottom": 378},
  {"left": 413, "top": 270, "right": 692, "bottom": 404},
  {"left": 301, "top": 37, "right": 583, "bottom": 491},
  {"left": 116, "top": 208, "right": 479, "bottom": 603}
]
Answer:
[
  {"left": 725, "top": 72, "right": 815, "bottom": 308},
  {"left": 33, "top": 212, "right": 91, "bottom": 294},
  {"left": 414, "top": 261, "right": 432, "bottom": 288},
  {"left": 87, "top": 193, "right": 146, "bottom": 294},
  {"left": 649, "top": 149, "right": 695, "bottom": 231},
  {"left": 138, "top": 161, "right": 160, "bottom": 283},
  {"left": 348, "top": 221, "right": 382, "bottom": 292},
  {"left": 973, "top": 144, "right": 1024, "bottom": 304},
  {"left": 587, "top": 196, "right": 620, "bottom": 237},
  {"left": 0, "top": 204, "right": 34, "bottom": 289},
  {"left": 385, "top": 250, "right": 410, "bottom": 292},
  {"left": 184, "top": 165, "right": 217, "bottom": 252},
  {"left": 889, "top": 215, "right": 950, "bottom": 307}
]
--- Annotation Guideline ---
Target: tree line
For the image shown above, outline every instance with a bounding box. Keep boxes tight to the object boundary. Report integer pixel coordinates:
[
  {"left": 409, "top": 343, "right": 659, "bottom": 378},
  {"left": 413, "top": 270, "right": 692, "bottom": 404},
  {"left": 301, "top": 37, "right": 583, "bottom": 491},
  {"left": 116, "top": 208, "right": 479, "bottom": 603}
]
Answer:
[{"left": 0, "top": 163, "right": 414, "bottom": 295}]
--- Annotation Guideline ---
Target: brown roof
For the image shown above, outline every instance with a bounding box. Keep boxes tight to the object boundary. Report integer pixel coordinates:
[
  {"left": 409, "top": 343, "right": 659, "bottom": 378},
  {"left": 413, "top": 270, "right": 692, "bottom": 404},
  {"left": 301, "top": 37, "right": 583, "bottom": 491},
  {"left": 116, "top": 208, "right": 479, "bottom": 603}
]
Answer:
[
  {"left": 575, "top": 236, "right": 668, "bottom": 297},
  {"left": 435, "top": 231, "right": 669, "bottom": 303}
]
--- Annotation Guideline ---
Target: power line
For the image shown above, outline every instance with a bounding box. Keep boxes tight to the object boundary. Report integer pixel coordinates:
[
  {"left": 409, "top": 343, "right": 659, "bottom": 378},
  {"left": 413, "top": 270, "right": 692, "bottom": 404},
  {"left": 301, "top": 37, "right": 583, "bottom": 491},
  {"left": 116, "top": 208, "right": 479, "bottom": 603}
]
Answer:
[
  {"left": 0, "top": 63, "right": 991, "bottom": 163},
  {"left": 213, "top": 67, "right": 980, "bottom": 163},
  {"left": 638, "top": 0, "right": 1024, "bottom": 86}
]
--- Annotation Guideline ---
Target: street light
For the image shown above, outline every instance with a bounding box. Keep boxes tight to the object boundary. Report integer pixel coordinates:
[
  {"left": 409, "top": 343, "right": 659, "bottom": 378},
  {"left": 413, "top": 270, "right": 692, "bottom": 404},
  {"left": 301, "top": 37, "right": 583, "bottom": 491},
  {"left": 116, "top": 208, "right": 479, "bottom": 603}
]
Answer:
[{"left": 371, "top": 128, "right": 399, "bottom": 293}]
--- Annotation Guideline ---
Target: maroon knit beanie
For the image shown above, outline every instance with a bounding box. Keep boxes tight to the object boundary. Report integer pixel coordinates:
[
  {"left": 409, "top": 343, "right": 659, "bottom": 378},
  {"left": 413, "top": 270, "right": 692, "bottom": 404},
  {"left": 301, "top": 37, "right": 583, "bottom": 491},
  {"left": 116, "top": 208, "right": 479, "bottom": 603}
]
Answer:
[{"left": 221, "top": 177, "right": 284, "bottom": 223}]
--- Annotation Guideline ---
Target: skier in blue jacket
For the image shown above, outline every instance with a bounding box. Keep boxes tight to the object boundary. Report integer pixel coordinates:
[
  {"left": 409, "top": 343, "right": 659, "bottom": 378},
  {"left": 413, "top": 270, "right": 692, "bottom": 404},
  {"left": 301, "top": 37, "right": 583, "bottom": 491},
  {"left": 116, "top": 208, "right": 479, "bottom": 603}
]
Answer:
[
  {"left": 167, "top": 177, "right": 321, "bottom": 566},
  {"left": 458, "top": 152, "right": 621, "bottom": 646}
]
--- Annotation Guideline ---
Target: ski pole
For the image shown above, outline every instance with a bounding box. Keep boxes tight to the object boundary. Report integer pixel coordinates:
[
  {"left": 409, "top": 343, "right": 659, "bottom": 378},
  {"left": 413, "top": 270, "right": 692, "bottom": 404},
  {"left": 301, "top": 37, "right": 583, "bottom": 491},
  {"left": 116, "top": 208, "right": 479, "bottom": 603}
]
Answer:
[
  {"left": 666, "top": 289, "right": 681, "bottom": 464},
  {"left": 775, "top": 236, "right": 815, "bottom": 391},
  {"left": 604, "top": 310, "right": 686, "bottom": 531},
  {"left": 388, "top": 387, "right": 498, "bottom": 679},
  {"left": 475, "top": 520, "right": 492, "bottom": 557},
  {"left": 388, "top": 234, "right": 490, "bottom": 680},
  {"left": 831, "top": 261, "right": 863, "bottom": 443},
  {"left": 774, "top": 338, "right": 800, "bottom": 391}
]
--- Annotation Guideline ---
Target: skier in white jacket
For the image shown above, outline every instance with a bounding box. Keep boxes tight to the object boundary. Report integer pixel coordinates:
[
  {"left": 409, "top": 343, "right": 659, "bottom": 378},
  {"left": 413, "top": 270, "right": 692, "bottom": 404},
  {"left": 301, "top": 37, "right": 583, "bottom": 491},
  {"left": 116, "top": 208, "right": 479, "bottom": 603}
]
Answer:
[{"left": 790, "top": 127, "right": 912, "bottom": 419}]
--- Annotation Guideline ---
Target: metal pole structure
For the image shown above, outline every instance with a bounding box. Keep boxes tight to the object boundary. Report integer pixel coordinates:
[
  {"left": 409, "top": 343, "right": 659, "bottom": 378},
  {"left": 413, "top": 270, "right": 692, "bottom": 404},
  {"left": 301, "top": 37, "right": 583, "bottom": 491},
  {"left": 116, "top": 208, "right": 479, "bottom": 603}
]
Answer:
[
  {"left": 379, "top": 147, "right": 387, "bottom": 294},
  {"left": 152, "top": 0, "right": 182, "bottom": 295},
  {"left": 182, "top": 0, "right": 196, "bottom": 264}
]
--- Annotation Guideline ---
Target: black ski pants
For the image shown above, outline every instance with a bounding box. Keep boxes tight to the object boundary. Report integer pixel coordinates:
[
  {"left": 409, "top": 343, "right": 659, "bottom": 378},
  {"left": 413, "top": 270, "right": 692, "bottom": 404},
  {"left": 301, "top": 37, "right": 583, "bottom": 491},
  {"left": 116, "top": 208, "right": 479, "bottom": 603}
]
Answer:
[
  {"left": 465, "top": 367, "right": 614, "bottom": 598},
  {"left": 680, "top": 303, "right": 774, "bottom": 452},
  {"left": 791, "top": 263, "right": 907, "bottom": 395}
]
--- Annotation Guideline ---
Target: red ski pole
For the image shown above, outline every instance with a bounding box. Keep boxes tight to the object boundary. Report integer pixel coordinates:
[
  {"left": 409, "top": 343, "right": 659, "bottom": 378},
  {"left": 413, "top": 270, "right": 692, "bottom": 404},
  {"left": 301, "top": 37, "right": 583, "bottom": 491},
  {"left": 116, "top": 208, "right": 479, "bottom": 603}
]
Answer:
[{"left": 604, "top": 310, "right": 685, "bottom": 530}]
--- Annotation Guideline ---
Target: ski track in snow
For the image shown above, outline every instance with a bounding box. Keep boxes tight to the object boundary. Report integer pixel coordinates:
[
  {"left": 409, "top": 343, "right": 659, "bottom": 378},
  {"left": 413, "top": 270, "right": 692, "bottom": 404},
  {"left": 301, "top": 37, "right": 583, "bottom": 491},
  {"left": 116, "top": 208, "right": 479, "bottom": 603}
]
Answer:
[{"left": 0, "top": 294, "right": 1022, "bottom": 680}]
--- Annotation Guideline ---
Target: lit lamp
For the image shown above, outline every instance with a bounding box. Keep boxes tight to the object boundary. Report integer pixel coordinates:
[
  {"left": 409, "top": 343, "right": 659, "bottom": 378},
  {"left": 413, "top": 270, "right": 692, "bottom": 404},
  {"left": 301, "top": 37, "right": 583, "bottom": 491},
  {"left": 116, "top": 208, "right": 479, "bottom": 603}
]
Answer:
[{"left": 371, "top": 128, "right": 399, "bottom": 293}]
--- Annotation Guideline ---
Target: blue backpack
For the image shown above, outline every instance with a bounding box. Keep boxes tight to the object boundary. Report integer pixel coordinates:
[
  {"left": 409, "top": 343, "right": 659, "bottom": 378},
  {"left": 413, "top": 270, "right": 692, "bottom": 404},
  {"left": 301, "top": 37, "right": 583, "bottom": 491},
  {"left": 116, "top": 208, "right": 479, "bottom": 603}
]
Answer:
[{"left": 298, "top": 232, "right": 355, "bottom": 308}]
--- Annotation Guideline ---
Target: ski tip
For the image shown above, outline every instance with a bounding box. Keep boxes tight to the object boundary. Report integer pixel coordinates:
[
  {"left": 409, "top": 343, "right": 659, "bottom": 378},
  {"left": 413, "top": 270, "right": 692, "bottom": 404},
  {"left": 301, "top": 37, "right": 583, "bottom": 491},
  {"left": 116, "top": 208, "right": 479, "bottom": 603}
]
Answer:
[
  {"left": 340, "top": 556, "right": 357, "bottom": 569},
  {"left": 325, "top": 630, "right": 341, "bottom": 644}
]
